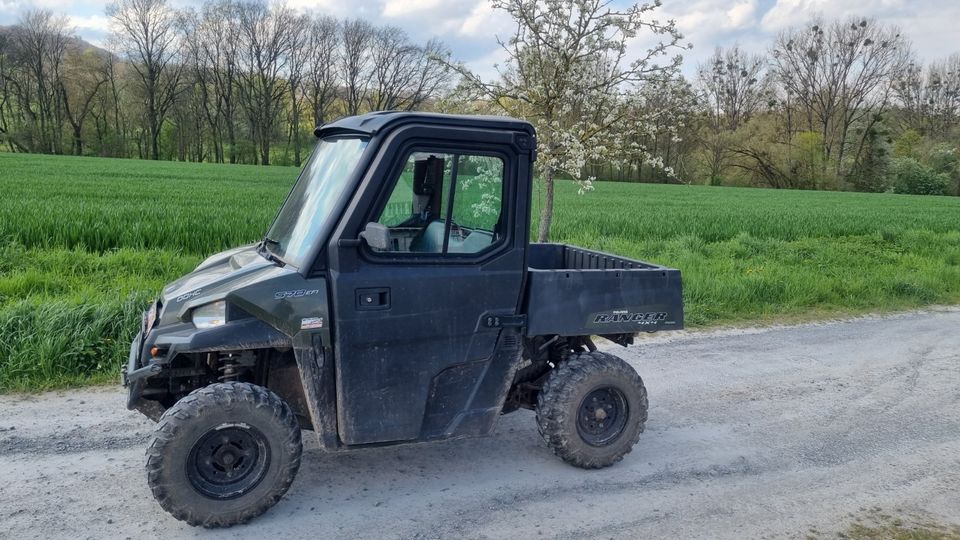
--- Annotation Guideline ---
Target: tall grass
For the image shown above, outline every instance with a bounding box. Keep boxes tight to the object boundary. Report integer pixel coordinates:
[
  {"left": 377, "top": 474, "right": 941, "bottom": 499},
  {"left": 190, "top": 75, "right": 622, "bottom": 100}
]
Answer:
[
  {"left": 1, "top": 152, "right": 960, "bottom": 391},
  {"left": 0, "top": 243, "right": 197, "bottom": 390},
  {"left": 0, "top": 154, "right": 291, "bottom": 253}
]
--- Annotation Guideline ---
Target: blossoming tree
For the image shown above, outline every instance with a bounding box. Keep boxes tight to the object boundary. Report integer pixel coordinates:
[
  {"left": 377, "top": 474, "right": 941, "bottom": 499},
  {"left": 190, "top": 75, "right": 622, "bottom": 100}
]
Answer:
[{"left": 450, "top": 0, "right": 687, "bottom": 241}]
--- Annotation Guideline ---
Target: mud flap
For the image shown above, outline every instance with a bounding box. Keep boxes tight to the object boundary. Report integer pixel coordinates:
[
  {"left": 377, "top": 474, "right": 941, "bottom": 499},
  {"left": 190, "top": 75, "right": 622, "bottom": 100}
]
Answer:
[{"left": 294, "top": 334, "right": 341, "bottom": 451}]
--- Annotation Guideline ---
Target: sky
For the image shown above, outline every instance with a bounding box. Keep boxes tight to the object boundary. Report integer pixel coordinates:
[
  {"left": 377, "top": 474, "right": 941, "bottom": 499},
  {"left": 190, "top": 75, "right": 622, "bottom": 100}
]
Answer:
[{"left": 1, "top": 0, "right": 959, "bottom": 81}]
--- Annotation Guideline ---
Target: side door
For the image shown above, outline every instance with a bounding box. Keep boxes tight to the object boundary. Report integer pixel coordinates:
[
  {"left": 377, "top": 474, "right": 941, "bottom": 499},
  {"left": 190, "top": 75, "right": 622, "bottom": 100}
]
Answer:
[{"left": 327, "top": 126, "right": 531, "bottom": 445}]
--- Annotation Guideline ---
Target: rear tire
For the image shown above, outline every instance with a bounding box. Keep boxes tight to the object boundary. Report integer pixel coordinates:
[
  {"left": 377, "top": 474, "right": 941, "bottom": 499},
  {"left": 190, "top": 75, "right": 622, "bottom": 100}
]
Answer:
[
  {"left": 536, "top": 351, "right": 648, "bottom": 469},
  {"left": 146, "top": 382, "right": 302, "bottom": 527}
]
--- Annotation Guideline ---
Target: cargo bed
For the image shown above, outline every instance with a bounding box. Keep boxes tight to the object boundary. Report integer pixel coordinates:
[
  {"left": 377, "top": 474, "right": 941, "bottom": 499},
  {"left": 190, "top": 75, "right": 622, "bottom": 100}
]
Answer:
[{"left": 523, "top": 244, "right": 684, "bottom": 337}]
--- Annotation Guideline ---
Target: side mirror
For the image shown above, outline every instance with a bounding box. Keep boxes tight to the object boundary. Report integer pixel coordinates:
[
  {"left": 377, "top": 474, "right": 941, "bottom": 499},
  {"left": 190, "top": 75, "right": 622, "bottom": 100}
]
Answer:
[{"left": 359, "top": 222, "right": 391, "bottom": 251}]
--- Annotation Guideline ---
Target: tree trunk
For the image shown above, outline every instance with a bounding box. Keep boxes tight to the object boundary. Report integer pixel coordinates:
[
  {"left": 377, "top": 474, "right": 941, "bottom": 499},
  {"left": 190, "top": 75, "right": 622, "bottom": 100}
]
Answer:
[
  {"left": 150, "top": 117, "right": 160, "bottom": 160},
  {"left": 227, "top": 120, "right": 237, "bottom": 164},
  {"left": 73, "top": 125, "right": 83, "bottom": 155},
  {"left": 293, "top": 116, "right": 301, "bottom": 166},
  {"left": 261, "top": 136, "right": 270, "bottom": 166},
  {"left": 536, "top": 168, "right": 555, "bottom": 243}
]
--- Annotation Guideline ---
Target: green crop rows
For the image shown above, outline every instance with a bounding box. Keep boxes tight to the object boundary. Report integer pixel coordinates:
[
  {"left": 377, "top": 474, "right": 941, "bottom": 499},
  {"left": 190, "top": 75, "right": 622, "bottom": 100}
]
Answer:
[{"left": 2, "top": 152, "right": 960, "bottom": 391}]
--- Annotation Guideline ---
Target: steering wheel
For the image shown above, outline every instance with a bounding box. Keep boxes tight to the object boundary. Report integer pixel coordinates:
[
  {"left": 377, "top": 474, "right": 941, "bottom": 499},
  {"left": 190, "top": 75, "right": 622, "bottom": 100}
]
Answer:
[{"left": 448, "top": 219, "right": 469, "bottom": 241}]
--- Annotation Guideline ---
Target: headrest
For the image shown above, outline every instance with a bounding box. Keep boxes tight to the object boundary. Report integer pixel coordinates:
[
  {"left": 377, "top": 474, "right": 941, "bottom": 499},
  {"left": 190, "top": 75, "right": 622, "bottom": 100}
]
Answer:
[{"left": 413, "top": 156, "right": 445, "bottom": 196}]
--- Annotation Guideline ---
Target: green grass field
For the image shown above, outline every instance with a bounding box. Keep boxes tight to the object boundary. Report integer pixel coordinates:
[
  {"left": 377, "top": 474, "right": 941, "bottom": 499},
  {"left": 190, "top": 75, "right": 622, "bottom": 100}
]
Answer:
[{"left": 2, "top": 152, "right": 960, "bottom": 391}]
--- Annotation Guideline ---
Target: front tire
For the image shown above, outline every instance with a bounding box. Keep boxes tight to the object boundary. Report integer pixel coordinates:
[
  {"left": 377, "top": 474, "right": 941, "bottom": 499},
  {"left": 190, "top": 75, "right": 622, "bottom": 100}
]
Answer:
[
  {"left": 145, "top": 382, "right": 302, "bottom": 527},
  {"left": 536, "top": 351, "right": 648, "bottom": 469}
]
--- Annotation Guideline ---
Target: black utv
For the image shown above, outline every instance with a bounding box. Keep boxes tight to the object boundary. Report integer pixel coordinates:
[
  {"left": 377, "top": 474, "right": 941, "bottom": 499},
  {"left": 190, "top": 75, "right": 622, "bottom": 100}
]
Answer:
[{"left": 123, "top": 112, "right": 683, "bottom": 527}]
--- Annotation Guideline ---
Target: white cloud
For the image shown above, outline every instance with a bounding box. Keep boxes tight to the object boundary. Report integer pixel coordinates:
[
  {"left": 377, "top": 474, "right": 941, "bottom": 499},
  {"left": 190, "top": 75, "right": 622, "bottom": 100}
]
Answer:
[
  {"left": 759, "top": 0, "right": 960, "bottom": 60},
  {"left": 657, "top": 0, "right": 762, "bottom": 56},
  {"left": 382, "top": 0, "right": 445, "bottom": 18},
  {"left": 0, "top": 0, "right": 96, "bottom": 14},
  {"left": 458, "top": 0, "right": 509, "bottom": 38},
  {"left": 726, "top": 0, "right": 757, "bottom": 29},
  {"left": 760, "top": 0, "right": 910, "bottom": 31},
  {"left": 66, "top": 13, "right": 109, "bottom": 33},
  {"left": 760, "top": 0, "right": 833, "bottom": 30},
  {"left": 285, "top": 0, "right": 360, "bottom": 18}
]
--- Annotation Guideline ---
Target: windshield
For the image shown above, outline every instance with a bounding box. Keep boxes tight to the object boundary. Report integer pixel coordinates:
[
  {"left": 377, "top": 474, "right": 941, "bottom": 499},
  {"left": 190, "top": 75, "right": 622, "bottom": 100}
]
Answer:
[{"left": 265, "top": 137, "right": 369, "bottom": 267}]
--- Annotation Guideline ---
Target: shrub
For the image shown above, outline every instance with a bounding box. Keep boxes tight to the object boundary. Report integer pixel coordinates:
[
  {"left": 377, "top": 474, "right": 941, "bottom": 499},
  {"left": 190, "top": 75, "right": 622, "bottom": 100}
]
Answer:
[
  {"left": 890, "top": 158, "right": 950, "bottom": 196},
  {"left": 849, "top": 124, "right": 892, "bottom": 193},
  {"left": 927, "top": 144, "right": 960, "bottom": 195},
  {"left": 893, "top": 129, "right": 924, "bottom": 160}
]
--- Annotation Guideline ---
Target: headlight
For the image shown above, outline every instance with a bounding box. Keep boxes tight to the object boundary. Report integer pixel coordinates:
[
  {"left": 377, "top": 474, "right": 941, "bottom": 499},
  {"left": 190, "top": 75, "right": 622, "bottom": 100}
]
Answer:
[
  {"left": 192, "top": 301, "right": 226, "bottom": 329},
  {"left": 145, "top": 302, "right": 158, "bottom": 330}
]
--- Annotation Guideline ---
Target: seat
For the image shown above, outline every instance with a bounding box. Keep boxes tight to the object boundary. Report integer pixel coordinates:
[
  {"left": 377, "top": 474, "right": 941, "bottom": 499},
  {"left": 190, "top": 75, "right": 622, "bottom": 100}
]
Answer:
[{"left": 409, "top": 221, "right": 446, "bottom": 253}]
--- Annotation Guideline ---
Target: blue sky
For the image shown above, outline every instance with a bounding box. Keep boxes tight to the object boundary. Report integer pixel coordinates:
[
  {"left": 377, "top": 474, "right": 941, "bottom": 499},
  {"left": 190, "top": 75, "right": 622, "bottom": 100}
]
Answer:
[{"left": 1, "top": 0, "right": 959, "bottom": 80}]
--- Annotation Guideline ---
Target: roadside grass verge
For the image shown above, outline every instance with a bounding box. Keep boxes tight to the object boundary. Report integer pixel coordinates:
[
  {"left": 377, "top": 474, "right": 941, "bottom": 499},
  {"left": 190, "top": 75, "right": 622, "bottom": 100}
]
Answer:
[
  {"left": 1, "top": 152, "right": 960, "bottom": 391},
  {"left": 807, "top": 509, "right": 960, "bottom": 540},
  {"left": 0, "top": 244, "right": 198, "bottom": 391},
  {"left": 841, "top": 522, "right": 960, "bottom": 540}
]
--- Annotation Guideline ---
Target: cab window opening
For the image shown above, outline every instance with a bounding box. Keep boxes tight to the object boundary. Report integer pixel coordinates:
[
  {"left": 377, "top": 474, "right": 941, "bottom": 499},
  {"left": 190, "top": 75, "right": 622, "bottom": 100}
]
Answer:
[{"left": 369, "top": 150, "right": 506, "bottom": 256}]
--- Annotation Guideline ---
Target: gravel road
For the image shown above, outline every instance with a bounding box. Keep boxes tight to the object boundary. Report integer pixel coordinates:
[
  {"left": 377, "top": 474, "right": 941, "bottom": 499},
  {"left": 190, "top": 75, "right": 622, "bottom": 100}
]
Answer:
[{"left": 2, "top": 308, "right": 959, "bottom": 539}]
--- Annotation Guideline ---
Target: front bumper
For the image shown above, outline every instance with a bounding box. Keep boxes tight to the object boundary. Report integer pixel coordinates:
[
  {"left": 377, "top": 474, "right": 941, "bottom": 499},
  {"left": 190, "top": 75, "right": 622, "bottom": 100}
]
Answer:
[
  {"left": 123, "top": 303, "right": 159, "bottom": 412},
  {"left": 122, "top": 330, "right": 142, "bottom": 387},
  {"left": 122, "top": 330, "right": 161, "bottom": 388},
  {"left": 123, "top": 329, "right": 148, "bottom": 410},
  {"left": 123, "top": 302, "right": 293, "bottom": 413}
]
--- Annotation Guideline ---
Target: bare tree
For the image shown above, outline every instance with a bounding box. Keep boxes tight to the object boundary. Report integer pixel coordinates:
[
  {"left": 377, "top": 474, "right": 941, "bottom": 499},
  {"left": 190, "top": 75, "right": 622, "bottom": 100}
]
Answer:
[
  {"left": 402, "top": 38, "right": 452, "bottom": 110},
  {"left": 368, "top": 30, "right": 452, "bottom": 111},
  {"left": 285, "top": 13, "right": 310, "bottom": 165},
  {"left": 894, "top": 61, "right": 927, "bottom": 135},
  {"left": 181, "top": 7, "right": 217, "bottom": 161},
  {"left": 340, "top": 18, "right": 374, "bottom": 116},
  {"left": 305, "top": 15, "right": 339, "bottom": 127},
  {"left": 98, "top": 40, "right": 132, "bottom": 157},
  {"left": 0, "top": 31, "right": 29, "bottom": 152},
  {"left": 14, "top": 9, "right": 70, "bottom": 153},
  {"left": 698, "top": 46, "right": 770, "bottom": 132},
  {"left": 695, "top": 46, "right": 771, "bottom": 184},
  {"left": 193, "top": 0, "right": 243, "bottom": 163},
  {"left": 771, "top": 17, "right": 910, "bottom": 176},
  {"left": 367, "top": 26, "right": 417, "bottom": 111},
  {"left": 108, "top": 0, "right": 186, "bottom": 160},
  {"left": 61, "top": 48, "right": 109, "bottom": 155},
  {"left": 895, "top": 54, "right": 960, "bottom": 137},
  {"left": 235, "top": 0, "right": 293, "bottom": 165}
]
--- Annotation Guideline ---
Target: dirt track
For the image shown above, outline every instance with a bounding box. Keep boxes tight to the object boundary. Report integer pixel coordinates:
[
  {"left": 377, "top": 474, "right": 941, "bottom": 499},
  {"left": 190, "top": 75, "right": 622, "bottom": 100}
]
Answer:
[{"left": 2, "top": 308, "right": 959, "bottom": 539}]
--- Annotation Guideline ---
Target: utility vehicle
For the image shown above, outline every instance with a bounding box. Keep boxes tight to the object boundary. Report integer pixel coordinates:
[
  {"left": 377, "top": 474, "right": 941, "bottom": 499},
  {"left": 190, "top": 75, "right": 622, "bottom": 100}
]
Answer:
[{"left": 123, "top": 112, "right": 683, "bottom": 527}]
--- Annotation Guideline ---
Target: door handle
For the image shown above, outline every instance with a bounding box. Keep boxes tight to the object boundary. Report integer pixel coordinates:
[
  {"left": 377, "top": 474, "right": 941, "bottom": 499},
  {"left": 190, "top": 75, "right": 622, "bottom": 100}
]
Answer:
[{"left": 356, "top": 288, "right": 390, "bottom": 311}]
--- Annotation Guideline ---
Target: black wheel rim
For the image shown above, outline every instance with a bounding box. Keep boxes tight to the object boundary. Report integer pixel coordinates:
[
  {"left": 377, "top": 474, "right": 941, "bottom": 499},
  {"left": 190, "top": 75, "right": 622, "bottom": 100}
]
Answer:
[
  {"left": 577, "top": 386, "right": 629, "bottom": 447},
  {"left": 187, "top": 424, "right": 271, "bottom": 500}
]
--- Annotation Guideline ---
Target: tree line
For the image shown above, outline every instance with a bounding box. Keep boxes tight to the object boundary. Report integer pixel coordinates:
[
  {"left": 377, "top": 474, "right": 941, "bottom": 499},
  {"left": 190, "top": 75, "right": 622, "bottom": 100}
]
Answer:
[
  {"left": 0, "top": 0, "right": 451, "bottom": 166},
  {"left": 680, "top": 17, "right": 960, "bottom": 196},
  {"left": 0, "top": 0, "right": 958, "bottom": 197}
]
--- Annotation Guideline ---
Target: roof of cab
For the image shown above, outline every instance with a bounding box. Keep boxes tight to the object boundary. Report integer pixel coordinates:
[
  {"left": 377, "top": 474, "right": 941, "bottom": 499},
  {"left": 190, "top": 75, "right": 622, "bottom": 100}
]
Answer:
[{"left": 314, "top": 111, "right": 535, "bottom": 138}]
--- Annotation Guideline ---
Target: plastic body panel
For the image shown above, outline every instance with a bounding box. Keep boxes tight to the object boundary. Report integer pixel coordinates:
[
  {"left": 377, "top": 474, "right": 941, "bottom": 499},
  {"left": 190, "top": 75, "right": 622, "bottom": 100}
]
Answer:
[{"left": 523, "top": 244, "right": 684, "bottom": 336}]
